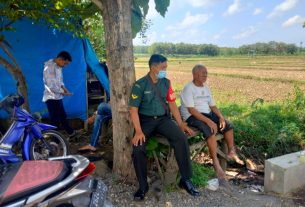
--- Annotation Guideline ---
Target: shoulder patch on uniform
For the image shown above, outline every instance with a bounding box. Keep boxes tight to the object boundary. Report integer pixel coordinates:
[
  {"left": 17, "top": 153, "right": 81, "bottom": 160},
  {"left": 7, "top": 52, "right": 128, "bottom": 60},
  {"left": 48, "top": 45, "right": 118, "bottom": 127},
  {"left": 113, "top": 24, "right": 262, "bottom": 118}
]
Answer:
[{"left": 131, "top": 94, "right": 138, "bottom": 99}]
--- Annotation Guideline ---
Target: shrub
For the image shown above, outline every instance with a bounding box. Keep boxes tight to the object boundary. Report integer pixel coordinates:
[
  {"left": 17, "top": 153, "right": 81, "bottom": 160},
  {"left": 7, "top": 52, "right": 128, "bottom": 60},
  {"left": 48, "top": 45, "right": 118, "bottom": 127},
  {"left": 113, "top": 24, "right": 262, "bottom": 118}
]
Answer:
[{"left": 220, "top": 86, "right": 305, "bottom": 161}]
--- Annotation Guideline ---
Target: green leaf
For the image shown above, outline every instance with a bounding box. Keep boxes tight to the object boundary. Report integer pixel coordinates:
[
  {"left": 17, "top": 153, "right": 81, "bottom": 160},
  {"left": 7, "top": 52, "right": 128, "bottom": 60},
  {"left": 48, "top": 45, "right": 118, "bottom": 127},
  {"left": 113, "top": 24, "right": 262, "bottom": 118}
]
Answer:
[
  {"left": 133, "top": 0, "right": 149, "bottom": 17},
  {"left": 131, "top": 8, "right": 143, "bottom": 38},
  {"left": 146, "top": 137, "right": 159, "bottom": 151},
  {"left": 55, "top": 1, "right": 64, "bottom": 10},
  {"left": 154, "top": 0, "right": 170, "bottom": 17}
]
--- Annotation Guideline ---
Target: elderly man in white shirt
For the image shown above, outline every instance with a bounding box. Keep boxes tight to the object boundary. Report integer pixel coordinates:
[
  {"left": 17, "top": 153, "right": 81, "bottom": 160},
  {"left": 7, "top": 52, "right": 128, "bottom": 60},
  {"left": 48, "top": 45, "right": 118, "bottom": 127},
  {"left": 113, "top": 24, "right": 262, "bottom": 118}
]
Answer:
[
  {"left": 42, "top": 51, "right": 77, "bottom": 137},
  {"left": 180, "top": 64, "right": 244, "bottom": 180}
]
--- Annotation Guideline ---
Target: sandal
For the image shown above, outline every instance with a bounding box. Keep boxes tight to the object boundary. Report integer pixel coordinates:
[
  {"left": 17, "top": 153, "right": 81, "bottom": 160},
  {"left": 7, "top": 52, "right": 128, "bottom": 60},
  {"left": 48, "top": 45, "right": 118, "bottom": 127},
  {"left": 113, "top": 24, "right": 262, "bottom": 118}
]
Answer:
[
  {"left": 78, "top": 149, "right": 96, "bottom": 154},
  {"left": 78, "top": 145, "right": 97, "bottom": 153}
]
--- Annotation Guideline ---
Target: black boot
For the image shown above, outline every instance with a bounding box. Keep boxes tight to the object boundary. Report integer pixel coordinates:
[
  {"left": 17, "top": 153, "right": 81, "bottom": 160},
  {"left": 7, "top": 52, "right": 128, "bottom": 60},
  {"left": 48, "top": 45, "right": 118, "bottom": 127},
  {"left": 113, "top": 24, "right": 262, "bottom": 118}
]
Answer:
[
  {"left": 179, "top": 179, "right": 201, "bottom": 196},
  {"left": 134, "top": 185, "right": 149, "bottom": 201}
]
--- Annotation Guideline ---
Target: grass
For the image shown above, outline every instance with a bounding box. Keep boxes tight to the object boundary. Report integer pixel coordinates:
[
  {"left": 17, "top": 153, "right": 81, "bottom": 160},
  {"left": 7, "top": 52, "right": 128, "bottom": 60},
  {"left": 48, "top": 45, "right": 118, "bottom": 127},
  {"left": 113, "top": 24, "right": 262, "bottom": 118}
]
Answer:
[
  {"left": 220, "top": 87, "right": 305, "bottom": 161},
  {"left": 165, "top": 161, "right": 215, "bottom": 192},
  {"left": 191, "top": 162, "right": 215, "bottom": 187},
  {"left": 135, "top": 55, "right": 305, "bottom": 71},
  {"left": 209, "top": 72, "right": 305, "bottom": 85},
  {"left": 135, "top": 55, "right": 305, "bottom": 104}
]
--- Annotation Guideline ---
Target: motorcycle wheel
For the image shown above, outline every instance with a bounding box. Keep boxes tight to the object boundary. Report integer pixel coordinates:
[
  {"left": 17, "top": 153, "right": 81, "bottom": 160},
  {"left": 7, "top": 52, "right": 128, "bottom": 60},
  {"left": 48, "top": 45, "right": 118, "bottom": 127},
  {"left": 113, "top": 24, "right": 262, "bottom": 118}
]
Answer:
[{"left": 29, "top": 130, "right": 70, "bottom": 160}]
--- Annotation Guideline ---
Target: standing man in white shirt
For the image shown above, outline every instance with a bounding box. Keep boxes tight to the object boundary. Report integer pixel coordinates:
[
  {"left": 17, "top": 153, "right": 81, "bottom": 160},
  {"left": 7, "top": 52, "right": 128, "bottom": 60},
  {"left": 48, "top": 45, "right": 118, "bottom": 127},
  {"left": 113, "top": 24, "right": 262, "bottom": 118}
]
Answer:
[
  {"left": 42, "top": 51, "right": 77, "bottom": 138},
  {"left": 180, "top": 64, "right": 244, "bottom": 180}
]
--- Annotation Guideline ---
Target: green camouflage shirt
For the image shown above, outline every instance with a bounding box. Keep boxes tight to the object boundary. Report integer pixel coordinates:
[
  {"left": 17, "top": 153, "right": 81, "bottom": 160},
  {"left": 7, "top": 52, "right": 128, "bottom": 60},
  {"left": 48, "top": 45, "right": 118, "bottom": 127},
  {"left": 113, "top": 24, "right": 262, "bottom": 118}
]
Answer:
[{"left": 129, "top": 74, "right": 173, "bottom": 116}]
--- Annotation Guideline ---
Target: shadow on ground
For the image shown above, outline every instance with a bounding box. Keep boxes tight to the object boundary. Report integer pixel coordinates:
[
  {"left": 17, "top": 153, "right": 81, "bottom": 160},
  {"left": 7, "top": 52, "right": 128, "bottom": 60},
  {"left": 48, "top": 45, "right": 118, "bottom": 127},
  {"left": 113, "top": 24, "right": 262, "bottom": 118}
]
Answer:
[{"left": 68, "top": 130, "right": 304, "bottom": 207}]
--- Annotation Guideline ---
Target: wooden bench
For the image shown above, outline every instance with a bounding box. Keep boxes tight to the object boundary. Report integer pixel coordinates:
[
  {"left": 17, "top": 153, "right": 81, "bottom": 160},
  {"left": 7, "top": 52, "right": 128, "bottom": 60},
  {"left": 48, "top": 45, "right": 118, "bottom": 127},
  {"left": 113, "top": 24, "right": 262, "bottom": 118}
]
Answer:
[{"left": 152, "top": 127, "right": 229, "bottom": 185}]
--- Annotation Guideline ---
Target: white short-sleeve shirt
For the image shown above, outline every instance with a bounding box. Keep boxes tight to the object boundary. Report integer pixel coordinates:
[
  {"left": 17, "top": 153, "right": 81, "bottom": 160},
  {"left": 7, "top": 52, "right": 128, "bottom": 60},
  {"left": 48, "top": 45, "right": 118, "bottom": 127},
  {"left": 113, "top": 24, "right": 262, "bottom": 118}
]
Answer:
[{"left": 180, "top": 81, "right": 216, "bottom": 121}]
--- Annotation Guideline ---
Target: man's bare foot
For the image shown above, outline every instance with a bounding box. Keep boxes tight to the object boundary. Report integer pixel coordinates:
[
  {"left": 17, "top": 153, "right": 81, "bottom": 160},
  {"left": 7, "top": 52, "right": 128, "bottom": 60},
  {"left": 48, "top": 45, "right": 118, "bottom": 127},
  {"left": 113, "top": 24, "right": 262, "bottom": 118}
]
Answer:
[
  {"left": 228, "top": 149, "right": 245, "bottom": 165},
  {"left": 215, "top": 167, "right": 226, "bottom": 179},
  {"left": 87, "top": 114, "right": 96, "bottom": 125}
]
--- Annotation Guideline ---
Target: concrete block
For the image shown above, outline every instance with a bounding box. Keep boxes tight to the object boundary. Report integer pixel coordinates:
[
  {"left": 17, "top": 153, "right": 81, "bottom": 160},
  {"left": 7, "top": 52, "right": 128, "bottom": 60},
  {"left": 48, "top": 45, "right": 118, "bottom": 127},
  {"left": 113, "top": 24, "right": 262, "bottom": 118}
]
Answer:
[{"left": 264, "top": 151, "right": 305, "bottom": 194}]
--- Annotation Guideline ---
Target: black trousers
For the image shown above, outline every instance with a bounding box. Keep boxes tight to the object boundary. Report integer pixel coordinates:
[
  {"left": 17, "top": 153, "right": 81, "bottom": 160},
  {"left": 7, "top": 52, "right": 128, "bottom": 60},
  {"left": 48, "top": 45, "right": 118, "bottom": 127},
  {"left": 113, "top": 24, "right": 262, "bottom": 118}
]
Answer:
[
  {"left": 45, "top": 99, "right": 74, "bottom": 135},
  {"left": 132, "top": 115, "right": 192, "bottom": 190},
  {"left": 186, "top": 112, "right": 234, "bottom": 139}
]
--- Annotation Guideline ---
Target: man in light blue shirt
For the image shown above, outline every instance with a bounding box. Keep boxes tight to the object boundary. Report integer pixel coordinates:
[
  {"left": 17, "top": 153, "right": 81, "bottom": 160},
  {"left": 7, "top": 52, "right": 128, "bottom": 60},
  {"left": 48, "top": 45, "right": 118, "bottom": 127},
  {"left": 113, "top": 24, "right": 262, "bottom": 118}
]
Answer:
[{"left": 42, "top": 51, "right": 77, "bottom": 137}]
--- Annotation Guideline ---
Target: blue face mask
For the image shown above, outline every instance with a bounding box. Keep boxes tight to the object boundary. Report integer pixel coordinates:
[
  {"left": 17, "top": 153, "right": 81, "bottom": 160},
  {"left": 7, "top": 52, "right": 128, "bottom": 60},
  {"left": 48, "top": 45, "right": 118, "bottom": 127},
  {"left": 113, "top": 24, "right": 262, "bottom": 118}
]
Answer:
[{"left": 157, "top": 70, "right": 167, "bottom": 79}]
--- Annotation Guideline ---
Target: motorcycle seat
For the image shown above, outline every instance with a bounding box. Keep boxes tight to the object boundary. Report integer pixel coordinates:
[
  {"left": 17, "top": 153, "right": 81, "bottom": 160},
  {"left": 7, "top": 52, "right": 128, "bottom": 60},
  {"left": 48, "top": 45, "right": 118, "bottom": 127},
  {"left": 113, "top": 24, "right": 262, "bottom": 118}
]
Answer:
[{"left": 0, "top": 160, "right": 69, "bottom": 205}]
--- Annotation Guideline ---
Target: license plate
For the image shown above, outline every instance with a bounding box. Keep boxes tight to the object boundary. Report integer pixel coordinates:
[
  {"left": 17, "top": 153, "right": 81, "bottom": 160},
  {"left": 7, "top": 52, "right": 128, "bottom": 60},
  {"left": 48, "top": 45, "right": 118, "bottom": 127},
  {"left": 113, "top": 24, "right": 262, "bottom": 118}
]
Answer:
[{"left": 89, "top": 179, "right": 108, "bottom": 207}]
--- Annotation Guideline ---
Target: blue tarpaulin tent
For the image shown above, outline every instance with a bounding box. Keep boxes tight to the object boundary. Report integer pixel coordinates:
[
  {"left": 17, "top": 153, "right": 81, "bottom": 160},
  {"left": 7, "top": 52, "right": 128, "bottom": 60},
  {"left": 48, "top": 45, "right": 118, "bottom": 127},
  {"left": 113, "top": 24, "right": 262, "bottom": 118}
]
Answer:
[{"left": 0, "top": 20, "right": 109, "bottom": 120}]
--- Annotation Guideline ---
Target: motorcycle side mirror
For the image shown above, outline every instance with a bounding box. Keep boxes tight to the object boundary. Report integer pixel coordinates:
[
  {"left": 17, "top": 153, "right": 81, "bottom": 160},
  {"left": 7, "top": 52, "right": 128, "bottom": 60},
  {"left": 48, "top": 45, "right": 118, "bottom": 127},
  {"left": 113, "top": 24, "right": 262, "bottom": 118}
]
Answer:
[{"left": 13, "top": 94, "right": 24, "bottom": 107}]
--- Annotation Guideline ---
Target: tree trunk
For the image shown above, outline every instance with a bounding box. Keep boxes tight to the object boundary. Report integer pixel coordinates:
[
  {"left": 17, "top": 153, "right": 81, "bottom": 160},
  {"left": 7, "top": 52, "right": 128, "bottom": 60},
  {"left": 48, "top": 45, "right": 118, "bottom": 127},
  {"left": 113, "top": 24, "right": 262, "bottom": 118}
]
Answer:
[
  {"left": 93, "top": 0, "right": 136, "bottom": 182},
  {"left": 0, "top": 56, "right": 30, "bottom": 112}
]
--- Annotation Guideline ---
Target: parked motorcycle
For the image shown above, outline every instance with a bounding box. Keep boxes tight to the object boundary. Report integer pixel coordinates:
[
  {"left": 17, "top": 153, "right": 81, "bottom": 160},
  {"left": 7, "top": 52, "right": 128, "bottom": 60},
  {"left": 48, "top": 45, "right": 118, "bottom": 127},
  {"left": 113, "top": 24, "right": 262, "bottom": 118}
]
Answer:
[
  {"left": 0, "top": 155, "right": 112, "bottom": 207},
  {"left": 0, "top": 94, "right": 69, "bottom": 164}
]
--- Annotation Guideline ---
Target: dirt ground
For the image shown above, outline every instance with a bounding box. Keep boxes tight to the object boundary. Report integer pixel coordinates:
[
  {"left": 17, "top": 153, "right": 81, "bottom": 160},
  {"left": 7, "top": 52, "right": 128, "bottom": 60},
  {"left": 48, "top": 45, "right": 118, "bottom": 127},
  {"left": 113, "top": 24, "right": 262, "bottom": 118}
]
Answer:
[{"left": 69, "top": 131, "right": 305, "bottom": 207}]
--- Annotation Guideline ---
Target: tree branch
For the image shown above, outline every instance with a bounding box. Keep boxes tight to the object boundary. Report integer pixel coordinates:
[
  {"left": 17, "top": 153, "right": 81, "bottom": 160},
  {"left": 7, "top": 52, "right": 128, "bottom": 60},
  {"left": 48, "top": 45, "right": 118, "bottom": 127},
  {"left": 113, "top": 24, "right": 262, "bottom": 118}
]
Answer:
[
  {"left": 92, "top": 0, "right": 103, "bottom": 11},
  {"left": 0, "top": 54, "right": 30, "bottom": 111},
  {"left": 0, "top": 42, "right": 18, "bottom": 68}
]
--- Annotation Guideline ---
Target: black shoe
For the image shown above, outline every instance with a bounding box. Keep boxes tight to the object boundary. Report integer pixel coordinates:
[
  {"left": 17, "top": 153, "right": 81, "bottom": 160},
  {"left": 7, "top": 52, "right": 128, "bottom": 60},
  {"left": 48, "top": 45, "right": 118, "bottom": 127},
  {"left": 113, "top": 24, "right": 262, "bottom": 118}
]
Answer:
[
  {"left": 179, "top": 179, "right": 201, "bottom": 197},
  {"left": 133, "top": 186, "right": 149, "bottom": 201}
]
